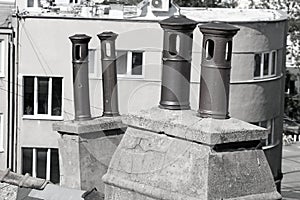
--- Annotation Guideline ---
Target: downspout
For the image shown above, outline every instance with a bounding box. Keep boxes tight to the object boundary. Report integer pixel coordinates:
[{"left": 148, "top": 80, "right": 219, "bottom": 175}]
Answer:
[
  {"left": 6, "top": 28, "right": 16, "bottom": 171},
  {"left": 13, "top": 13, "right": 20, "bottom": 172},
  {"left": 6, "top": 34, "right": 11, "bottom": 169}
]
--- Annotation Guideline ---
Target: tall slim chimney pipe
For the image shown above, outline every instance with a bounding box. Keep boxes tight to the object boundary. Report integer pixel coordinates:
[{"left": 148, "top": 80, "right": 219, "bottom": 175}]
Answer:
[
  {"left": 197, "top": 22, "right": 239, "bottom": 119},
  {"left": 69, "top": 34, "right": 92, "bottom": 121},
  {"left": 158, "top": 15, "right": 197, "bottom": 110},
  {"left": 97, "top": 32, "right": 120, "bottom": 117}
]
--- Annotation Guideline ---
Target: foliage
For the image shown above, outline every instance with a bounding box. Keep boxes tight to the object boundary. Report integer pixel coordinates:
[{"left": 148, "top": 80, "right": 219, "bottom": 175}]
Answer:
[
  {"left": 174, "top": 0, "right": 238, "bottom": 8},
  {"left": 249, "top": 0, "right": 300, "bottom": 67}
]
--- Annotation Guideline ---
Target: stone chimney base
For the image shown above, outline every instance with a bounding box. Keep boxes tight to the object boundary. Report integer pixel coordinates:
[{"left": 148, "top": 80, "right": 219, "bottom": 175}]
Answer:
[
  {"left": 53, "top": 117, "right": 126, "bottom": 194},
  {"left": 103, "top": 107, "right": 281, "bottom": 200}
]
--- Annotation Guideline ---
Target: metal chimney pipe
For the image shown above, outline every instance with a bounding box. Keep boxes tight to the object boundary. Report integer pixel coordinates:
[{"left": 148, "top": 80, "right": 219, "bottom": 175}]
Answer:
[
  {"left": 97, "top": 32, "right": 120, "bottom": 117},
  {"left": 69, "top": 34, "right": 92, "bottom": 121},
  {"left": 197, "top": 22, "right": 239, "bottom": 119},
  {"left": 158, "top": 15, "right": 197, "bottom": 110}
]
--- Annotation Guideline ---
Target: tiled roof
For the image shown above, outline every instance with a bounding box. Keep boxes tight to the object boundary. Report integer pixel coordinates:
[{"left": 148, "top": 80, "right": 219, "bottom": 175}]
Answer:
[{"left": 0, "top": 168, "right": 49, "bottom": 189}]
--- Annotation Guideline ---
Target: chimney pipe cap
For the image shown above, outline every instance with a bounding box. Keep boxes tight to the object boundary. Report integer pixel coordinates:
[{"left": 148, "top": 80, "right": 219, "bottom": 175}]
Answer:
[
  {"left": 159, "top": 15, "right": 197, "bottom": 31},
  {"left": 97, "top": 31, "right": 118, "bottom": 41},
  {"left": 69, "top": 34, "right": 92, "bottom": 43},
  {"left": 199, "top": 22, "right": 240, "bottom": 36}
]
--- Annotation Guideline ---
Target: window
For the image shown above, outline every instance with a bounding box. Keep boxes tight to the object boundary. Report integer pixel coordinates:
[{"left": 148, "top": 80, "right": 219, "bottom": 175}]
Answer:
[
  {"left": 254, "top": 50, "right": 277, "bottom": 79},
  {"left": 0, "top": 114, "right": 3, "bottom": 152},
  {"left": 88, "top": 49, "right": 98, "bottom": 78},
  {"left": 252, "top": 119, "right": 275, "bottom": 147},
  {"left": 22, "top": 148, "right": 60, "bottom": 184},
  {"left": 0, "top": 40, "right": 4, "bottom": 77},
  {"left": 23, "top": 76, "right": 63, "bottom": 119},
  {"left": 27, "top": 0, "right": 41, "bottom": 7},
  {"left": 116, "top": 50, "right": 144, "bottom": 78}
]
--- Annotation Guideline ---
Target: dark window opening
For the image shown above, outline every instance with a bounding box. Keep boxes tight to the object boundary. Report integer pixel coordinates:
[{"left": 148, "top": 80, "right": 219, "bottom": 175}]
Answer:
[
  {"left": 132, "top": 52, "right": 143, "bottom": 75},
  {"left": 254, "top": 54, "right": 261, "bottom": 77},
  {"left": 37, "top": 77, "right": 49, "bottom": 114},
  {"left": 36, "top": 148, "right": 47, "bottom": 179},
  {"left": 24, "top": 77, "right": 34, "bottom": 115},
  {"left": 22, "top": 148, "right": 33, "bottom": 176},
  {"left": 271, "top": 51, "right": 276, "bottom": 75},
  {"left": 263, "top": 53, "right": 269, "bottom": 76},
  {"left": 51, "top": 78, "right": 62, "bottom": 116},
  {"left": 22, "top": 148, "right": 60, "bottom": 184},
  {"left": 50, "top": 149, "right": 60, "bottom": 184}
]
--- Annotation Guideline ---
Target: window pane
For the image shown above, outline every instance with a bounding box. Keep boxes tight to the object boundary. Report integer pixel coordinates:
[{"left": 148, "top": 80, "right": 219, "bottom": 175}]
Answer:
[
  {"left": 24, "top": 77, "right": 34, "bottom": 115},
  {"left": 259, "top": 120, "right": 268, "bottom": 128},
  {"left": 132, "top": 52, "right": 143, "bottom": 75},
  {"left": 36, "top": 148, "right": 47, "bottom": 179},
  {"left": 50, "top": 149, "right": 60, "bottom": 184},
  {"left": 88, "top": 49, "right": 95, "bottom": 74},
  {"left": 254, "top": 54, "right": 261, "bottom": 77},
  {"left": 263, "top": 53, "right": 269, "bottom": 76},
  {"left": 0, "top": 41, "right": 2, "bottom": 74},
  {"left": 22, "top": 148, "right": 33, "bottom": 175},
  {"left": 116, "top": 51, "right": 127, "bottom": 74},
  {"left": 27, "top": 0, "right": 34, "bottom": 7},
  {"left": 38, "top": 77, "right": 49, "bottom": 114},
  {"left": 271, "top": 51, "right": 276, "bottom": 75},
  {"left": 51, "top": 78, "right": 62, "bottom": 116}
]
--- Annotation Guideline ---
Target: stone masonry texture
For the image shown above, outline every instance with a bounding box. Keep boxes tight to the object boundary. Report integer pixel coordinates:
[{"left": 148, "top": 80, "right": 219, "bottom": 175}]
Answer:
[{"left": 103, "top": 107, "right": 281, "bottom": 200}]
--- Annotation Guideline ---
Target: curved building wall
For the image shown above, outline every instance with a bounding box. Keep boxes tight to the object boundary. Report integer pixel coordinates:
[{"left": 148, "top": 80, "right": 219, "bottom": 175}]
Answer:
[{"left": 227, "top": 20, "right": 287, "bottom": 190}]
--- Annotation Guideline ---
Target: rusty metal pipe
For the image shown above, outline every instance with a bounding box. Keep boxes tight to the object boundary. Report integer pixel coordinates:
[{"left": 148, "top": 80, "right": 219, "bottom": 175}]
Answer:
[
  {"left": 159, "top": 15, "right": 197, "bottom": 110},
  {"left": 69, "top": 34, "right": 92, "bottom": 121},
  {"left": 197, "top": 22, "right": 239, "bottom": 119},
  {"left": 97, "top": 32, "right": 120, "bottom": 117}
]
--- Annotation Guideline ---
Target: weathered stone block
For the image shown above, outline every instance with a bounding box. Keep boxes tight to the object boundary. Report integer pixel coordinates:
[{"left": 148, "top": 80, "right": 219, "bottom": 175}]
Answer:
[
  {"left": 53, "top": 116, "right": 126, "bottom": 194},
  {"left": 103, "top": 108, "right": 281, "bottom": 200}
]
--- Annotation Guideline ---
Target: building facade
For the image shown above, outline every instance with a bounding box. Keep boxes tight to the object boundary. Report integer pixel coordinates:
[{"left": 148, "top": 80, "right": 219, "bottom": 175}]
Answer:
[
  {"left": 6, "top": 0, "right": 288, "bottom": 190},
  {"left": 0, "top": 0, "right": 15, "bottom": 170}
]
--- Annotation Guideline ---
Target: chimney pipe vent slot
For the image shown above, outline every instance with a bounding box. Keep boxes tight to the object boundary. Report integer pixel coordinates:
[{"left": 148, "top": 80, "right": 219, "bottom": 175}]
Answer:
[
  {"left": 105, "top": 42, "right": 112, "bottom": 57},
  {"left": 225, "top": 41, "right": 232, "bottom": 61},
  {"left": 75, "top": 45, "right": 81, "bottom": 60},
  {"left": 205, "top": 39, "right": 214, "bottom": 60},
  {"left": 169, "top": 34, "right": 180, "bottom": 57}
]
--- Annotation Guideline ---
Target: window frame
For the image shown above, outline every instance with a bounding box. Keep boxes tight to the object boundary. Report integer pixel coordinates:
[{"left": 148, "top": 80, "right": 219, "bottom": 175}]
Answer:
[
  {"left": 252, "top": 118, "right": 276, "bottom": 148},
  {"left": 22, "top": 147, "right": 60, "bottom": 183},
  {"left": 22, "top": 75, "right": 64, "bottom": 120},
  {"left": 0, "top": 114, "right": 3, "bottom": 152},
  {"left": 116, "top": 50, "right": 145, "bottom": 79},
  {"left": 0, "top": 39, "right": 5, "bottom": 78},
  {"left": 254, "top": 50, "right": 277, "bottom": 79},
  {"left": 88, "top": 48, "right": 99, "bottom": 79}
]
